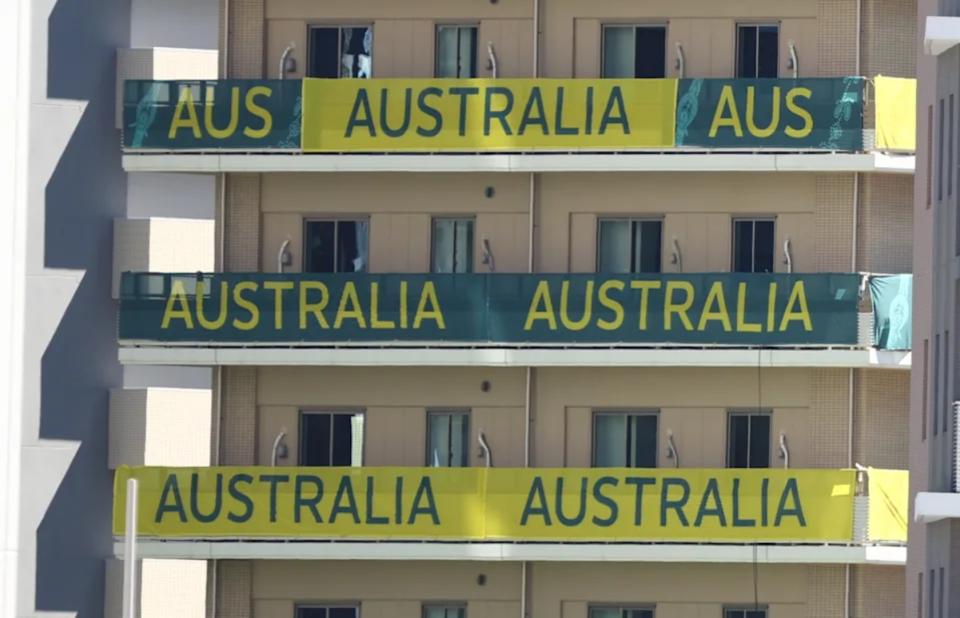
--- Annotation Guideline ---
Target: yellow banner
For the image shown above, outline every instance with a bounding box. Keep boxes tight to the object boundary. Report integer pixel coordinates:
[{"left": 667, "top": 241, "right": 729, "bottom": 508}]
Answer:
[
  {"left": 301, "top": 79, "right": 677, "bottom": 152},
  {"left": 875, "top": 76, "right": 917, "bottom": 151},
  {"left": 114, "top": 467, "right": 855, "bottom": 542},
  {"left": 867, "top": 468, "right": 908, "bottom": 543}
]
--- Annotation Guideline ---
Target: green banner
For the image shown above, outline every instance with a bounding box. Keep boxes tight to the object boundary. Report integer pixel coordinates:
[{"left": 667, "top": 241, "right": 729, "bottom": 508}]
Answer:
[
  {"left": 675, "top": 78, "right": 863, "bottom": 150},
  {"left": 119, "top": 273, "right": 859, "bottom": 346},
  {"left": 869, "top": 275, "right": 912, "bottom": 350},
  {"left": 122, "top": 80, "right": 302, "bottom": 149}
]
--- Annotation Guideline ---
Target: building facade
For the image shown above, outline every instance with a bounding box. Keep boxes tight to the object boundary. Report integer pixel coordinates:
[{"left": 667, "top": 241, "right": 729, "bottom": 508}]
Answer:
[
  {"left": 912, "top": 2, "right": 960, "bottom": 618},
  {"left": 108, "top": 1, "right": 916, "bottom": 618}
]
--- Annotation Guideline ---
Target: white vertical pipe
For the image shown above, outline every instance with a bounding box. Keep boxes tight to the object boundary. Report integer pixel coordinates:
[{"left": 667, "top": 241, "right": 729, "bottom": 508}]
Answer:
[
  {"left": 532, "top": 0, "right": 540, "bottom": 77},
  {"left": 121, "top": 478, "right": 139, "bottom": 618}
]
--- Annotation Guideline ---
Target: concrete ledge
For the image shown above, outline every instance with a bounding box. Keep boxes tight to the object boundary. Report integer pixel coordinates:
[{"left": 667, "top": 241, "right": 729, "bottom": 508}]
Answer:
[
  {"left": 914, "top": 491, "right": 960, "bottom": 523},
  {"left": 122, "top": 152, "right": 915, "bottom": 175},
  {"left": 118, "top": 346, "right": 911, "bottom": 370},
  {"left": 115, "top": 540, "right": 905, "bottom": 564},
  {"left": 925, "top": 16, "right": 960, "bottom": 55}
]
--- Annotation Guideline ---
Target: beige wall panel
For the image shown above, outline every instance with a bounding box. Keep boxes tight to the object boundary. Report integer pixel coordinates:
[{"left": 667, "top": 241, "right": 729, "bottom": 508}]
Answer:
[
  {"left": 854, "top": 369, "right": 909, "bottom": 469},
  {"left": 258, "top": 367, "right": 525, "bottom": 407},
  {"left": 469, "top": 601, "right": 522, "bottom": 618},
  {"left": 772, "top": 407, "right": 814, "bottom": 468},
  {"left": 475, "top": 212, "right": 530, "bottom": 273},
  {"left": 660, "top": 408, "right": 725, "bottom": 468},
  {"left": 265, "top": 20, "right": 307, "bottom": 79},
  {"left": 371, "top": 20, "right": 434, "bottom": 78},
  {"left": 851, "top": 565, "right": 906, "bottom": 618},
  {"left": 361, "top": 601, "right": 420, "bottom": 618},
  {"left": 257, "top": 405, "right": 298, "bottom": 465},
  {"left": 777, "top": 213, "right": 815, "bottom": 273},
  {"left": 779, "top": 18, "right": 819, "bottom": 78},
  {"left": 569, "top": 213, "right": 596, "bottom": 272},
  {"left": 479, "top": 20, "right": 535, "bottom": 78},
  {"left": 563, "top": 406, "right": 593, "bottom": 467},
  {"left": 252, "top": 561, "right": 520, "bottom": 600},
  {"left": 471, "top": 406, "right": 526, "bottom": 467},
  {"left": 366, "top": 407, "right": 427, "bottom": 466},
  {"left": 254, "top": 600, "right": 294, "bottom": 618},
  {"left": 369, "top": 213, "right": 431, "bottom": 273},
  {"left": 694, "top": 19, "right": 735, "bottom": 78},
  {"left": 265, "top": 0, "right": 534, "bottom": 21},
  {"left": 261, "top": 212, "right": 302, "bottom": 272},
  {"left": 261, "top": 174, "right": 530, "bottom": 215},
  {"left": 572, "top": 19, "right": 600, "bottom": 78},
  {"left": 531, "top": 563, "right": 809, "bottom": 618}
]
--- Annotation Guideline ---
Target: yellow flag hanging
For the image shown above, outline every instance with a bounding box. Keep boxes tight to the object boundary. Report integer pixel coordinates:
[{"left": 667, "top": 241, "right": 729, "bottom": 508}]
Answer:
[{"left": 875, "top": 76, "right": 917, "bottom": 151}]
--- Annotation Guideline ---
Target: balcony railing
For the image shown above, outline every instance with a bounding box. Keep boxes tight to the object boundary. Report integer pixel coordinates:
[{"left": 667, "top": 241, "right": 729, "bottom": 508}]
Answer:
[
  {"left": 120, "top": 77, "right": 916, "bottom": 154},
  {"left": 112, "top": 466, "right": 906, "bottom": 545},
  {"left": 118, "top": 272, "right": 911, "bottom": 349}
]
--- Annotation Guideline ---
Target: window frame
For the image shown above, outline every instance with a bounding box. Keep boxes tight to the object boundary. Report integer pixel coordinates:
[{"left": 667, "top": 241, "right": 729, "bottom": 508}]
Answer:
[
  {"left": 735, "top": 22, "right": 780, "bottom": 78},
  {"left": 306, "top": 24, "right": 374, "bottom": 78},
  {"left": 587, "top": 603, "right": 657, "bottom": 618},
  {"left": 430, "top": 216, "right": 476, "bottom": 274},
  {"left": 294, "top": 603, "right": 361, "bottom": 618},
  {"left": 596, "top": 216, "right": 664, "bottom": 274},
  {"left": 422, "top": 603, "right": 468, "bottom": 618},
  {"left": 434, "top": 24, "right": 479, "bottom": 78},
  {"left": 302, "top": 216, "right": 370, "bottom": 273},
  {"left": 726, "top": 409, "right": 772, "bottom": 469},
  {"left": 425, "top": 408, "right": 472, "bottom": 467},
  {"left": 731, "top": 216, "right": 776, "bottom": 273},
  {"left": 591, "top": 409, "right": 661, "bottom": 468},
  {"left": 722, "top": 607, "right": 769, "bottom": 618},
  {"left": 298, "top": 409, "right": 366, "bottom": 467},
  {"left": 600, "top": 23, "right": 669, "bottom": 79}
]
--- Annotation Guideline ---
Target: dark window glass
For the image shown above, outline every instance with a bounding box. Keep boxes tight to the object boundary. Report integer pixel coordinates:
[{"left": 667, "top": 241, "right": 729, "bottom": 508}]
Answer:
[
  {"left": 427, "top": 411, "right": 470, "bottom": 467},
  {"left": 634, "top": 27, "right": 667, "bottom": 78},
  {"left": 602, "top": 26, "right": 666, "bottom": 78},
  {"left": 308, "top": 28, "right": 340, "bottom": 78},
  {"left": 297, "top": 609, "right": 328, "bottom": 618},
  {"left": 733, "top": 219, "right": 775, "bottom": 273},
  {"left": 598, "top": 219, "right": 662, "bottom": 273},
  {"left": 304, "top": 220, "right": 368, "bottom": 273},
  {"left": 299, "top": 413, "right": 363, "bottom": 466},
  {"left": 588, "top": 607, "right": 654, "bottom": 618},
  {"left": 330, "top": 609, "right": 359, "bottom": 618},
  {"left": 724, "top": 610, "right": 767, "bottom": 618},
  {"left": 593, "top": 413, "right": 659, "bottom": 468},
  {"left": 935, "top": 334, "right": 940, "bottom": 436},
  {"left": 308, "top": 26, "right": 372, "bottom": 78},
  {"left": 436, "top": 26, "right": 478, "bottom": 78},
  {"left": 727, "top": 413, "right": 770, "bottom": 468},
  {"left": 432, "top": 218, "right": 474, "bottom": 273},
  {"left": 423, "top": 605, "right": 467, "bottom": 618},
  {"left": 940, "top": 98, "right": 945, "bottom": 201},
  {"left": 737, "top": 25, "right": 778, "bottom": 78}
]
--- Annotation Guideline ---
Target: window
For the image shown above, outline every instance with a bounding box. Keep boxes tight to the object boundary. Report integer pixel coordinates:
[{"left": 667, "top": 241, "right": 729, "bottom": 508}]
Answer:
[
  {"left": 939, "top": 98, "right": 945, "bottom": 202},
  {"left": 919, "top": 571, "right": 924, "bottom": 618},
  {"left": 308, "top": 26, "right": 372, "bottom": 78},
  {"left": 949, "top": 95, "right": 954, "bottom": 196},
  {"left": 304, "top": 220, "right": 368, "bottom": 273},
  {"left": 589, "top": 606, "right": 655, "bottom": 618},
  {"left": 299, "top": 412, "right": 364, "bottom": 466},
  {"left": 935, "top": 334, "right": 940, "bottom": 436},
  {"left": 593, "top": 411, "right": 659, "bottom": 468},
  {"left": 436, "top": 26, "right": 477, "bottom": 78},
  {"left": 432, "top": 218, "right": 474, "bottom": 273},
  {"left": 423, "top": 605, "right": 467, "bottom": 618},
  {"left": 427, "top": 410, "right": 470, "bottom": 467},
  {"left": 928, "top": 105, "right": 934, "bottom": 209},
  {"left": 736, "top": 24, "right": 778, "bottom": 78},
  {"left": 923, "top": 338, "right": 929, "bottom": 441},
  {"left": 945, "top": 331, "right": 951, "bottom": 435},
  {"left": 727, "top": 411, "right": 771, "bottom": 468},
  {"left": 296, "top": 606, "right": 359, "bottom": 618},
  {"left": 939, "top": 567, "right": 945, "bottom": 618},
  {"left": 732, "top": 219, "right": 775, "bottom": 273},
  {"left": 930, "top": 569, "right": 936, "bottom": 618},
  {"left": 597, "top": 218, "right": 662, "bottom": 273},
  {"left": 602, "top": 25, "right": 667, "bottom": 78},
  {"left": 724, "top": 610, "right": 767, "bottom": 618}
]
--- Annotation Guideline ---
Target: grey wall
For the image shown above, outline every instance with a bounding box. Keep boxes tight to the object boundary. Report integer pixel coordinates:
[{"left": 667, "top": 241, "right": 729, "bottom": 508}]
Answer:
[
  {"left": 130, "top": 0, "right": 218, "bottom": 49},
  {"left": 18, "top": 0, "right": 130, "bottom": 614}
]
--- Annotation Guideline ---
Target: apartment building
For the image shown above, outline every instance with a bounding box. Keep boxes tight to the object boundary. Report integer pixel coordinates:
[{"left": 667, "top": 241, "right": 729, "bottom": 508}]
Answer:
[
  {"left": 912, "top": 2, "right": 960, "bottom": 618},
  {"left": 110, "top": 1, "right": 918, "bottom": 617}
]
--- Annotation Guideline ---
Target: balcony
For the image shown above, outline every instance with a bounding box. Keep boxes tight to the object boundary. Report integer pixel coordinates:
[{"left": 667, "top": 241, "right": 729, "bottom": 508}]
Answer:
[
  {"left": 117, "top": 272, "right": 912, "bottom": 368},
  {"left": 112, "top": 465, "right": 906, "bottom": 564},
  {"left": 119, "top": 77, "right": 915, "bottom": 174}
]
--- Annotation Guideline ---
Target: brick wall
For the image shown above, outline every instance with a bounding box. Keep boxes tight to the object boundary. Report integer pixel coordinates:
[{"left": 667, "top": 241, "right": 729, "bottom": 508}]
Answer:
[
  {"left": 818, "top": 0, "right": 858, "bottom": 76},
  {"left": 854, "top": 369, "right": 910, "bottom": 469},
  {"left": 815, "top": 174, "right": 856, "bottom": 271},
  {"left": 216, "top": 561, "right": 253, "bottom": 618},
  {"left": 225, "top": 173, "right": 262, "bottom": 272},
  {"left": 851, "top": 565, "right": 907, "bottom": 618},
  {"left": 861, "top": 0, "right": 917, "bottom": 79},
  {"left": 810, "top": 370, "right": 853, "bottom": 468},
  {"left": 227, "top": 0, "right": 264, "bottom": 78},
  {"left": 219, "top": 367, "right": 258, "bottom": 465},
  {"left": 806, "top": 565, "right": 846, "bottom": 618},
  {"left": 858, "top": 174, "right": 915, "bottom": 274}
]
